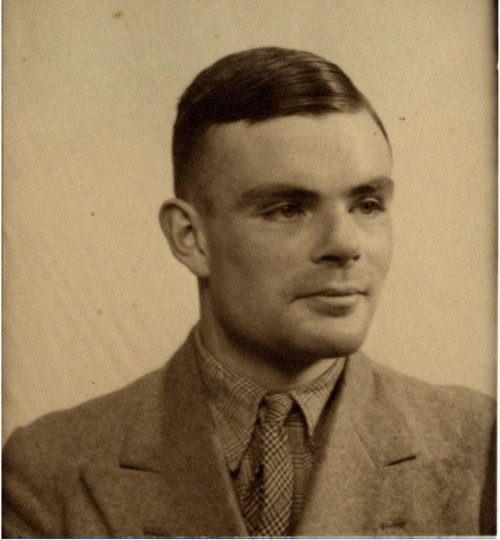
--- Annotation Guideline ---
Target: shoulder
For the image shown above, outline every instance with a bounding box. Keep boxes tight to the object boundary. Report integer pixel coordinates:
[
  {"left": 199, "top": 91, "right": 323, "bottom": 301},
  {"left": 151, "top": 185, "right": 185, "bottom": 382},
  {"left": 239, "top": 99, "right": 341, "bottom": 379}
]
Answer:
[
  {"left": 2, "top": 366, "right": 167, "bottom": 538},
  {"left": 3, "top": 366, "right": 167, "bottom": 471},
  {"left": 4, "top": 332, "right": 201, "bottom": 467},
  {"left": 362, "top": 351, "right": 494, "bottom": 414},
  {"left": 348, "top": 351, "right": 496, "bottom": 453},
  {"left": 2, "top": 337, "right": 200, "bottom": 537}
]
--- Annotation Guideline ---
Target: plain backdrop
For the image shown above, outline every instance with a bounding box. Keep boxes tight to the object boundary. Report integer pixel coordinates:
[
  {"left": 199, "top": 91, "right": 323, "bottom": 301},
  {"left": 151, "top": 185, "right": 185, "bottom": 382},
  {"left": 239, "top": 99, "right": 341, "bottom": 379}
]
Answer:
[{"left": 3, "top": 0, "right": 497, "bottom": 440}]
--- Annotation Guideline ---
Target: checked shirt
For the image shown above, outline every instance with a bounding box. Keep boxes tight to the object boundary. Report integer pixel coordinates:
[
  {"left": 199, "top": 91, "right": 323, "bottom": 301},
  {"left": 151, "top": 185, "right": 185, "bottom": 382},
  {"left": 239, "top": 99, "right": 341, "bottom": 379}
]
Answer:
[{"left": 194, "top": 327, "right": 345, "bottom": 535}]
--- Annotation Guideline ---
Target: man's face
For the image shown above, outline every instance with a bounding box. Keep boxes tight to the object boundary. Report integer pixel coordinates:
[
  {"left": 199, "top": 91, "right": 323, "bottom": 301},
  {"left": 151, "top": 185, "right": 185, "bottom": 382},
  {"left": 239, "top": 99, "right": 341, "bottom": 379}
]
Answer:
[{"left": 197, "top": 111, "right": 393, "bottom": 365}]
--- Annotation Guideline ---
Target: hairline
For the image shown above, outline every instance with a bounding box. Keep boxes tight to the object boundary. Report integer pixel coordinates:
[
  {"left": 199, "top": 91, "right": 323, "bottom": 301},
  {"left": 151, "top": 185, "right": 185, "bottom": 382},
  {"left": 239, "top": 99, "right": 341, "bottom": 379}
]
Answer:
[{"left": 177, "top": 106, "right": 391, "bottom": 216}]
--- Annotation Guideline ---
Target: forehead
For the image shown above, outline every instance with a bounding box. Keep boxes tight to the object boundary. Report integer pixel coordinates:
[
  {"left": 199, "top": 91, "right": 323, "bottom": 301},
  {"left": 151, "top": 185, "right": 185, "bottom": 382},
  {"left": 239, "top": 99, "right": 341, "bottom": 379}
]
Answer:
[{"left": 200, "top": 111, "right": 392, "bottom": 202}]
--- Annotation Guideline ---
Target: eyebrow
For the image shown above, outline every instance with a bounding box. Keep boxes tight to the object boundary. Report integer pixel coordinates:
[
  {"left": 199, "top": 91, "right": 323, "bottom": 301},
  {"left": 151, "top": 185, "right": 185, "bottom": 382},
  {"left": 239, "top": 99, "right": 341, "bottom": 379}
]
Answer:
[
  {"left": 235, "top": 184, "right": 318, "bottom": 210},
  {"left": 235, "top": 176, "right": 394, "bottom": 210},
  {"left": 349, "top": 176, "right": 395, "bottom": 197}
]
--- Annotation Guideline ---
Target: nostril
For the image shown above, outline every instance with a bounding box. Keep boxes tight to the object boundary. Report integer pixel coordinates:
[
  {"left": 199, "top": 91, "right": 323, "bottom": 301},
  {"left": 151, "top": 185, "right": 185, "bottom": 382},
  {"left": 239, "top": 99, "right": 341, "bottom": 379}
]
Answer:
[
  {"left": 320, "top": 251, "right": 360, "bottom": 264},
  {"left": 321, "top": 254, "right": 341, "bottom": 263}
]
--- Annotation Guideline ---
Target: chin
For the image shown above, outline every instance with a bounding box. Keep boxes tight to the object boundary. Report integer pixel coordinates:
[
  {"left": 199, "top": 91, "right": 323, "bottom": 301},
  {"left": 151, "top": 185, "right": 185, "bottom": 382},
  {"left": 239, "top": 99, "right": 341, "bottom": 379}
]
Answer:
[
  {"left": 273, "top": 303, "right": 375, "bottom": 360},
  {"left": 306, "top": 316, "right": 373, "bottom": 355},
  {"left": 271, "top": 325, "right": 369, "bottom": 364},
  {"left": 306, "top": 335, "right": 365, "bottom": 359}
]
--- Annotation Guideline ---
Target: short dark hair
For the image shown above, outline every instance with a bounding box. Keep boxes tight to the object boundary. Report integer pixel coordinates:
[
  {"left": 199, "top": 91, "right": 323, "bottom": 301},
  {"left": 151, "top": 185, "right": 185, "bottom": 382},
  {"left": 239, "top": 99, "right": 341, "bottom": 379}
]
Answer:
[{"left": 172, "top": 47, "right": 388, "bottom": 204}]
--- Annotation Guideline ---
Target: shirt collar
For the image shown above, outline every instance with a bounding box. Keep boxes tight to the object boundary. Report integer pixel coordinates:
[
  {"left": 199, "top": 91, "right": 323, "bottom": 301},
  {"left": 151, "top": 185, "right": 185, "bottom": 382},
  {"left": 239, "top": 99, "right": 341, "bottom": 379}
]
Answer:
[{"left": 194, "top": 326, "right": 346, "bottom": 472}]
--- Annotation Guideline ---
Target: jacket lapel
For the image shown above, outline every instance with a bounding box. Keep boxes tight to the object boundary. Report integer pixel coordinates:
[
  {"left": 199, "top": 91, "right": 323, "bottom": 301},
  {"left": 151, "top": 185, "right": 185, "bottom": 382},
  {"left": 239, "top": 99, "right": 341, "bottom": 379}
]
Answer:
[
  {"left": 296, "top": 351, "right": 454, "bottom": 536},
  {"left": 80, "top": 340, "right": 457, "bottom": 537},
  {"left": 81, "top": 335, "right": 247, "bottom": 537}
]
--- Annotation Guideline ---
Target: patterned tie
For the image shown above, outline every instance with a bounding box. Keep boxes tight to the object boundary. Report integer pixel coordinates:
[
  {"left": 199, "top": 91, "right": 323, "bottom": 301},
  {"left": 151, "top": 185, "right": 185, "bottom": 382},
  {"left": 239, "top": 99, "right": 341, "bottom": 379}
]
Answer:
[{"left": 246, "top": 393, "right": 294, "bottom": 536}]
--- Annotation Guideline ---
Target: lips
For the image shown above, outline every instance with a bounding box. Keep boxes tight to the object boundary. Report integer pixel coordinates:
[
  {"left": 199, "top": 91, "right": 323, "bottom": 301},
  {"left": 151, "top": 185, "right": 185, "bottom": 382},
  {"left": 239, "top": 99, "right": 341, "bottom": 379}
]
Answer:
[
  {"left": 298, "top": 288, "right": 365, "bottom": 316},
  {"left": 303, "top": 288, "right": 366, "bottom": 298}
]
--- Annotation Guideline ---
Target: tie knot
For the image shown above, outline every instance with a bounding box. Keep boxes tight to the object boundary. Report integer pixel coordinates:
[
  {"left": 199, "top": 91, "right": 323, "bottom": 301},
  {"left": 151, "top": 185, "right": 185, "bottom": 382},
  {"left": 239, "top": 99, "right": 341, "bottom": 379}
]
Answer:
[{"left": 262, "top": 393, "right": 294, "bottom": 425}]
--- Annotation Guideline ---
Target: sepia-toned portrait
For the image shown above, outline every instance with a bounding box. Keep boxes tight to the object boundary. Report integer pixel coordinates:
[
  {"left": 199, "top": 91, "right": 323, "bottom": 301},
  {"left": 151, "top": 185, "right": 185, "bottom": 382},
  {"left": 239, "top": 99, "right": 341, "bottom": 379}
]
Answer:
[{"left": 3, "top": 1, "right": 496, "bottom": 537}]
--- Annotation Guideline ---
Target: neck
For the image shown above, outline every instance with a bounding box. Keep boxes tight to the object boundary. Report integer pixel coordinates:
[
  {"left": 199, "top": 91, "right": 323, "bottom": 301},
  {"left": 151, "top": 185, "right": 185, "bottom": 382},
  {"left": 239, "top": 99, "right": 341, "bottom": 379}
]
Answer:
[{"left": 197, "top": 318, "right": 340, "bottom": 392}]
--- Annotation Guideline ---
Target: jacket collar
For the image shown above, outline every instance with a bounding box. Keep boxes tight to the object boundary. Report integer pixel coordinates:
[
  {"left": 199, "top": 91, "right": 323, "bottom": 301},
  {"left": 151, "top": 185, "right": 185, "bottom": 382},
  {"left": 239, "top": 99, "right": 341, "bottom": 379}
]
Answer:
[
  {"left": 295, "top": 350, "right": 454, "bottom": 536},
  {"left": 82, "top": 332, "right": 247, "bottom": 537},
  {"left": 81, "top": 337, "right": 455, "bottom": 537}
]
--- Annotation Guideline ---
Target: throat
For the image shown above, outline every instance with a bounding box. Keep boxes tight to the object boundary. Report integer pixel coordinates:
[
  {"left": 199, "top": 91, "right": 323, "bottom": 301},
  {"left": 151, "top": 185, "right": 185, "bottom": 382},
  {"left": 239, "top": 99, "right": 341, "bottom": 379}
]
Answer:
[{"left": 196, "top": 323, "right": 340, "bottom": 391}]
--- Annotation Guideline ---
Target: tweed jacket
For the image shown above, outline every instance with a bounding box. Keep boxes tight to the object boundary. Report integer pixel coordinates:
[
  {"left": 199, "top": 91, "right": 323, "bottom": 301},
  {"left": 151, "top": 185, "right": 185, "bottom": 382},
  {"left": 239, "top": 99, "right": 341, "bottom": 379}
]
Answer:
[{"left": 3, "top": 332, "right": 496, "bottom": 537}]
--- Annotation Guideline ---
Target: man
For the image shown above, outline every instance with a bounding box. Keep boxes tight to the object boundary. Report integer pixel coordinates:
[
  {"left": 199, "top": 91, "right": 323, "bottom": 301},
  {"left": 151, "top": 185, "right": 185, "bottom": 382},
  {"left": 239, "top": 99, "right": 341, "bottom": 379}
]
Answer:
[{"left": 3, "top": 47, "right": 495, "bottom": 537}]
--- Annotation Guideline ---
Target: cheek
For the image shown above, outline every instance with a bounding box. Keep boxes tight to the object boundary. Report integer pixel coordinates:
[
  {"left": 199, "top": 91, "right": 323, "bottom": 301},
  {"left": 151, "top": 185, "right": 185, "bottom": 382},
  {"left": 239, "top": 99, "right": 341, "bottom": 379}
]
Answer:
[
  {"left": 207, "top": 232, "right": 268, "bottom": 286},
  {"left": 357, "top": 217, "right": 391, "bottom": 265},
  {"left": 211, "top": 224, "right": 294, "bottom": 270},
  {"left": 232, "top": 246, "right": 293, "bottom": 286},
  {"left": 368, "top": 228, "right": 393, "bottom": 275}
]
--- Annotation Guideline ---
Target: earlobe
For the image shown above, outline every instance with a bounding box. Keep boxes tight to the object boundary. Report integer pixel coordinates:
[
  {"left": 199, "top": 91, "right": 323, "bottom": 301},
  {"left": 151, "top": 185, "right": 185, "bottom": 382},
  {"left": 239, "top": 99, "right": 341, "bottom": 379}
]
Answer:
[{"left": 159, "top": 199, "right": 210, "bottom": 277}]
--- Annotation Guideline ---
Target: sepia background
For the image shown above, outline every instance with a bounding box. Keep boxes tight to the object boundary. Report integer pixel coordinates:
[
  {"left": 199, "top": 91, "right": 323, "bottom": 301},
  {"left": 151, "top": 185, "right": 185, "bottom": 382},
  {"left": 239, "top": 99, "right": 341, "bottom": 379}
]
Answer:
[{"left": 4, "top": 0, "right": 496, "bottom": 439}]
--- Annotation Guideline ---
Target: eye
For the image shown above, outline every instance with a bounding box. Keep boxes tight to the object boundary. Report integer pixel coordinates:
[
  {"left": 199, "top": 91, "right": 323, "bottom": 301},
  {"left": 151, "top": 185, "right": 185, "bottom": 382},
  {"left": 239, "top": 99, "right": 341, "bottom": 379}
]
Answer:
[
  {"left": 263, "top": 203, "right": 304, "bottom": 221},
  {"left": 354, "top": 199, "right": 384, "bottom": 216}
]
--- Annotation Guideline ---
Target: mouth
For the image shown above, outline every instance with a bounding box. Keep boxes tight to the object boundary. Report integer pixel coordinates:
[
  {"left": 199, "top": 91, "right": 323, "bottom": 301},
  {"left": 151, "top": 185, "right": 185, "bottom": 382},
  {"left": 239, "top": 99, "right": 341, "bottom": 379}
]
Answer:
[
  {"left": 304, "top": 288, "right": 367, "bottom": 298},
  {"left": 298, "top": 288, "right": 367, "bottom": 315}
]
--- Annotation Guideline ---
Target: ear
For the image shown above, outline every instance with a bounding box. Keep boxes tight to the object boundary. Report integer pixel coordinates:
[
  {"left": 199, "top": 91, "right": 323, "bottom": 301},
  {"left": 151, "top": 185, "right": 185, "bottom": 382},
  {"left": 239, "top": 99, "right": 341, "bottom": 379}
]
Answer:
[{"left": 159, "top": 198, "right": 210, "bottom": 278}]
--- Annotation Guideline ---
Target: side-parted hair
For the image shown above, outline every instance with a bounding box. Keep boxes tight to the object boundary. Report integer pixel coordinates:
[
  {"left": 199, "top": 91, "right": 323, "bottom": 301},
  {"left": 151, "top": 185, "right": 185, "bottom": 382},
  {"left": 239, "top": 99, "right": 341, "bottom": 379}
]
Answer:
[{"left": 172, "top": 47, "right": 388, "bottom": 205}]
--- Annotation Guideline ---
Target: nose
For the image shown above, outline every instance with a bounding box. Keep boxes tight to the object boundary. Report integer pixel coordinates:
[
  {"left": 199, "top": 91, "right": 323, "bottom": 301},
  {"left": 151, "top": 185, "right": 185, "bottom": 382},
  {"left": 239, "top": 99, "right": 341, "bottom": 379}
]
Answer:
[{"left": 311, "top": 208, "right": 361, "bottom": 266}]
